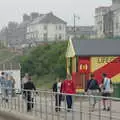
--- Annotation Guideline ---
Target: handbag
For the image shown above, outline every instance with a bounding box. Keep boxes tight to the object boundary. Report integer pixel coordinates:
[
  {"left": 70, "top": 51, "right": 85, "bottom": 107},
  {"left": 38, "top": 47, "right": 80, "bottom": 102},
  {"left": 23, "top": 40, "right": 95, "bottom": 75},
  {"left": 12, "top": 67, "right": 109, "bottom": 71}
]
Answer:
[
  {"left": 103, "top": 79, "right": 114, "bottom": 93},
  {"left": 109, "top": 85, "right": 114, "bottom": 93}
]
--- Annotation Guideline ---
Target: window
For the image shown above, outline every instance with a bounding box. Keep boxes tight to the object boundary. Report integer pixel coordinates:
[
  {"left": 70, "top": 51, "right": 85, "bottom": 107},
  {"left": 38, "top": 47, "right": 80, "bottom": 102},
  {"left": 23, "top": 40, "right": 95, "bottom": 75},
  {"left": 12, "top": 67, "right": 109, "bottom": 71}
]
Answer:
[
  {"left": 56, "top": 25, "right": 58, "bottom": 30},
  {"left": 115, "top": 16, "right": 119, "bottom": 30},
  {"left": 116, "top": 23, "right": 119, "bottom": 30},
  {"left": 99, "top": 25, "right": 102, "bottom": 31},
  {"left": 27, "top": 27, "right": 29, "bottom": 32},
  {"left": 44, "top": 25, "right": 47, "bottom": 30},
  {"left": 59, "top": 25, "right": 62, "bottom": 30},
  {"left": 59, "top": 34, "right": 62, "bottom": 40},
  {"left": 43, "top": 33, "right": 48, "bottom": 41},
  {"left": 55, "top": 34, "right": 57, "bottom": 40}
]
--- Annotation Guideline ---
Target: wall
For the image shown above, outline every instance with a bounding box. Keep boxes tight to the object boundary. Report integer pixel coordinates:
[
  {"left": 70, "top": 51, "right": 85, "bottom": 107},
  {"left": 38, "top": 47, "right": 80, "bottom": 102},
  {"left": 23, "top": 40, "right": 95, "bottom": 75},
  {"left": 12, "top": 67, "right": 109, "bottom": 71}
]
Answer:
[
  {"left": 95, "top": 7, "right": 111, "bottom": 38},
  {"left": 26, "top": 23, "right": 66, "bottom": 41},
  {"left": 113, "top": 9, "right": 120, "bottom": 37},
  {"left": 91, "top": 56, "right": 120, "bottom": 83}
]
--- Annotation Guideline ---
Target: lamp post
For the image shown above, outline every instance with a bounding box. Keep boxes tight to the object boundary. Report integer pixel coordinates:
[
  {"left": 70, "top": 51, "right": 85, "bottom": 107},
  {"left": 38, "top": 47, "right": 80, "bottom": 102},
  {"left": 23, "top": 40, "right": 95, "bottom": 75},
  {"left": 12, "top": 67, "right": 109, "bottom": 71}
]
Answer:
[{"left": 73, "top": 14, "right": 80, "bottom": 38}]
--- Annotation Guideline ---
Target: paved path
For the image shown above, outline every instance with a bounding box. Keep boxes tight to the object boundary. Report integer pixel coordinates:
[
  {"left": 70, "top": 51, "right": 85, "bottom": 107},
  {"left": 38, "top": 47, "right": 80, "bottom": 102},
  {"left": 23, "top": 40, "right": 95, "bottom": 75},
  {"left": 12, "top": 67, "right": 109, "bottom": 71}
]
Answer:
[
  {"left": 0, "top": 94, "right": 120, "bottom": 120},
  {"left": 0, "top": 118, "right": 6, "bottom": 120}
]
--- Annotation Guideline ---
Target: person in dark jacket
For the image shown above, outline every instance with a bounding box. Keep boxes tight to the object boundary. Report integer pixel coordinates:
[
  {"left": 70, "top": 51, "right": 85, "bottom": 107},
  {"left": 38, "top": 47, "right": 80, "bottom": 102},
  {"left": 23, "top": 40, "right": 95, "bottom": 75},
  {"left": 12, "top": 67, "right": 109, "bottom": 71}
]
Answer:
[
  {"left": 86, "top": 74, "right": 101, "bottom": 112},
  {"left": 52, "top": 78, "right": 62, "bottom": 112},
  {"left": 23, "top": 76, "right": 36, "bottom": 112}
]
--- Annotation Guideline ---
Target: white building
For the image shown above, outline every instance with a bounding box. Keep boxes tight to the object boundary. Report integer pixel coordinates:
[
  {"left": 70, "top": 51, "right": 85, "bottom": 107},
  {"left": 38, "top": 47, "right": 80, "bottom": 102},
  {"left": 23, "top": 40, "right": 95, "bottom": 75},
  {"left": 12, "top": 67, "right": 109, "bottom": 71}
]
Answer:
[
  {"left": 95, "top": 0, "right": 120, "bottom": 38},
  {"left": 95, "top": 6, "right": 111, "bottom": 38},
  {"left": 112, "top": 0, "right": 120, "bottom": 37},
  {"left": 66, "top": 26, "right": 96, "bottom": 39},
  {"left": 26, "top": 12, "right": 67, "bottom": 42}
]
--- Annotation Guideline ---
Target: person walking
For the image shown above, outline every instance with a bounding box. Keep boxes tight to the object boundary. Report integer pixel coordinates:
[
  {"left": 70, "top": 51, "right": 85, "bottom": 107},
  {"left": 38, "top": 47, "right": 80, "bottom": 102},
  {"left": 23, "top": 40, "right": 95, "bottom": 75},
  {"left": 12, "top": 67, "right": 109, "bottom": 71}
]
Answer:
[
  {"left": 86, "top": 74, "right": 101, "bottom": 112},
  {"left": 5, "top": 74, "right": 12, "bottom": 100},
  {"left": 22, "top": 73, "right": 29, "bottom": 88},
  {"left": 0, "top": 72, "right": 7, "bottom": 102},
  {"left": 0, "top": 72, "right": 5, "bottom": 93},
  {"left": 101, "top": 73, "right": 113, "bottom": 111},
  {"left": 8, "top": 75, "right": 15, "bottom": 97},
  {"left": 52, "top": 78, "right": 62, "bottom": 112},
  {"left": 62, "top": 75, "right": 75, "bottom": 112},
  {"left": 10, "top": 75, "right": 16, "bottom": 97},
  {"left": 22, "top": 73, "right": 29, "bottom": 99},
  {"left": 23, "top": 76, "right": 36, "bottom": 112}
]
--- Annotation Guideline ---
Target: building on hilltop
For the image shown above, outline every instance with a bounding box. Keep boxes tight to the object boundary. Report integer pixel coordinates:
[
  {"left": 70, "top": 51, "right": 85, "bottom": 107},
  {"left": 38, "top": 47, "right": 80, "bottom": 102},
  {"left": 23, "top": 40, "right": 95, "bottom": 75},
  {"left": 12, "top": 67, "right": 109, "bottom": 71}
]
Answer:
[
  {"left": 95, "top": 6, "right": 111, "bottom": 38},
  {"left": 95, "top": 0, "right": 120, "bottom": 38},
  {"left": 0, "top": 12, "right": 66, "bottom": 48},
  {"left": 66, "top": 26, "right": 96, "bottom": 39},
  {"left": 26, "top": 12, "right": 67, "bottom": 42}
]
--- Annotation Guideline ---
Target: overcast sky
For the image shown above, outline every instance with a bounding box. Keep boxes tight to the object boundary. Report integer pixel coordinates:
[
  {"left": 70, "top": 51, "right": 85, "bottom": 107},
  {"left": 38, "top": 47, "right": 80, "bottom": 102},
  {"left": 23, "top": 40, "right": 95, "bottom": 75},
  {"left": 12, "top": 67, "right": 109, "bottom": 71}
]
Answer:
[{"left": 0, "top": 0, "right": 111, "bottom": 28}]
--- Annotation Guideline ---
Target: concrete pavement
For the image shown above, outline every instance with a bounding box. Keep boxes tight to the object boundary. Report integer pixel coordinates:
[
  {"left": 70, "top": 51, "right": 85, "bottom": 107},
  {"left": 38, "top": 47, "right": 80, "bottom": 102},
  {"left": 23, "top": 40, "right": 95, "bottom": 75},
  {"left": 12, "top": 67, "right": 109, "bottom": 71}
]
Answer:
[{"left": 0, "top": 108, "right": 40, "bottom": 120}]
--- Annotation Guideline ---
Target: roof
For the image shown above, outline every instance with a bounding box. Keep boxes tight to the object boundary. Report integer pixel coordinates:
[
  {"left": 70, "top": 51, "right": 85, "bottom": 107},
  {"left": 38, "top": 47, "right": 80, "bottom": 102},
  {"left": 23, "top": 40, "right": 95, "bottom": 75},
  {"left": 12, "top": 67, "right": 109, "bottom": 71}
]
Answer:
[
  {"left": 71, "top": 39, "right": 120, "bottom": 56},
  {"left": 18, "top": 21, "right": 30, "bottom": 29},
  {"left": 66, "top": 26, "right": 96, "bottom": 35},
  {"left": 31, "top": 12, "right": 67, "bottom": 25}
]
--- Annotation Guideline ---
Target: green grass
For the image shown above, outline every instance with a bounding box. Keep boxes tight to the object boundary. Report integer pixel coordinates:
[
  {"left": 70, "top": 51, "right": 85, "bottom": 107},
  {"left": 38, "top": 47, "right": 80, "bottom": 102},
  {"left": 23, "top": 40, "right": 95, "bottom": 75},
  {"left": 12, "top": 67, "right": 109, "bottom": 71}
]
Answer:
[
  {"left": 0, "top": 49, "right": 14, "bottom": 62},
  {"left": 33, "top": 74, "right": 56, "bottom": 89},
  {"left": 0, "top": 49, "right": 21, "bottom": 70}
]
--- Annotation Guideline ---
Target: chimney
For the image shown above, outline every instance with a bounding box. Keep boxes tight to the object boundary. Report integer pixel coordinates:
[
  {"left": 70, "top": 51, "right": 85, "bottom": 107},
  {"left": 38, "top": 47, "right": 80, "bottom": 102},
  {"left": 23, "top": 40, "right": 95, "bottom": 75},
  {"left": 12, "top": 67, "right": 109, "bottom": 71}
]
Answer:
[
  {"left": 112, "top": 0, "right": 120, "bottom": 11},
  {"left": 23, "top": 14, "right": 30, "bottom": 22},
  {"left": 112, "top": 0, "right": 120, "bottom": 4},
  {"left": 30, "top": 12, "right": 39, "bottom": 21}
]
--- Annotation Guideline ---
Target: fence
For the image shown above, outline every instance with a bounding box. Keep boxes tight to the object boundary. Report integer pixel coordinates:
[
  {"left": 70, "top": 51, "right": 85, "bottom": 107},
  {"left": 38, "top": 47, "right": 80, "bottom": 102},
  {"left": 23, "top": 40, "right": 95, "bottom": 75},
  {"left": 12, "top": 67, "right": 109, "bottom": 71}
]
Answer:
[{"left": 0, "top": 88, "right": 120, "bottom": 120}]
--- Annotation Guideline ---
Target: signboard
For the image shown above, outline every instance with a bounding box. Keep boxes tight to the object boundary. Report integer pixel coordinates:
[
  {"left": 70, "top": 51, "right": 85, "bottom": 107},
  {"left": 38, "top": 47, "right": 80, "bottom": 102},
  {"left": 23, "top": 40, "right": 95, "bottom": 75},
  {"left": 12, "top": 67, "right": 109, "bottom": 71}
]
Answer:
[
  {"left": 80, "top": 64, "right": 88, "bottom": 73},
  {"left": 0, "top": 70, "right": 21, "bottom": 93},
  {"left": 78, "top": 57, "right": 90, "bottom": 74}
]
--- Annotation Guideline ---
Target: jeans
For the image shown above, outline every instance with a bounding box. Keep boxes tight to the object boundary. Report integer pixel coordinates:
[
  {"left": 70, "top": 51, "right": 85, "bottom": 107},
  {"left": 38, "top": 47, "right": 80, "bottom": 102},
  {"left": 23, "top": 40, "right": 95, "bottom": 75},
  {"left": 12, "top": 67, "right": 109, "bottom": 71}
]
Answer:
[
  {"left": 66, "top": 95, "right": 72, "bottom": 109},
  {"left": 55, "top": 94, "right": 62, "bottom": 111}
]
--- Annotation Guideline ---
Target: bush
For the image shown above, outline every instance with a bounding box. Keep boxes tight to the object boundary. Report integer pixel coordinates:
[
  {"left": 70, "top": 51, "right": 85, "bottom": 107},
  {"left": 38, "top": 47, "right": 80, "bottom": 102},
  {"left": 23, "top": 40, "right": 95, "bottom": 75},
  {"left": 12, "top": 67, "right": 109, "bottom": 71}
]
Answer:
[{"left": 20, "top": 41, "right": 68, "bottom": 87}]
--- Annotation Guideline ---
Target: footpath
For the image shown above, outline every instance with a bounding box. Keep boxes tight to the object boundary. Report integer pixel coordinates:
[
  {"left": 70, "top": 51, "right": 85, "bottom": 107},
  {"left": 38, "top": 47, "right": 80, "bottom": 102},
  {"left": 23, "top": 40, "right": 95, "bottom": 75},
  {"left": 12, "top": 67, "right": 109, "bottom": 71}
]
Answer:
[{"left": 0, "top": 108, "right": 41, "bottom": 120}]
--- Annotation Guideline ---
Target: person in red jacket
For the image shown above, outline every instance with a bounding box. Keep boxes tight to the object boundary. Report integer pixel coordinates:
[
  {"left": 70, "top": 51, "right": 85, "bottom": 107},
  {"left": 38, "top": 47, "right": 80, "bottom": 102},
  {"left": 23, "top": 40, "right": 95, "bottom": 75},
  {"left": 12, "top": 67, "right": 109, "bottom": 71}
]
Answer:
[{"left": 62, "top": 74, "right": 75, "bottom": 112}]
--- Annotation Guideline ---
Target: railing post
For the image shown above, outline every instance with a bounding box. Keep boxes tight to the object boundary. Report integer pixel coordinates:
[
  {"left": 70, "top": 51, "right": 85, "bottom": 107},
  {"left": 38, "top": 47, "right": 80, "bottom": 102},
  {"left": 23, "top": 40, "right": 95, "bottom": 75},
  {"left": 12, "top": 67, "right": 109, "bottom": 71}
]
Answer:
[
  {"left": 88, "top": 95, "right": 92, "bottom": 120},
  {"left": 110, "top": 98, "right": 112, "bottom": 120},
  {"left": 45, "top": 91, "right": 48, "bottom": 120},
  {"left": 51, "top": 91, "right": 54, "bottom": 120},
  {"left": 40, "top": 91, "right": 43, "bottom": 119},
  {"left": 72, "top": 95, "right": 75, "bottom": 120},
  {"left": 98, "top": 96, "right": 101, "bottom": 120},
  {"left": 80, "top": 95, "right": 83, "bottom": 120}
]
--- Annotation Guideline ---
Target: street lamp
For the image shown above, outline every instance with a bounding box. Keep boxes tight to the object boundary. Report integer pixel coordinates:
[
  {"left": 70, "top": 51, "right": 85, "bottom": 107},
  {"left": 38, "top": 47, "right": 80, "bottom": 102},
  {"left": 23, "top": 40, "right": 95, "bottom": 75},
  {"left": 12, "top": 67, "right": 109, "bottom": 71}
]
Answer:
[{"left": 73, "top": 14, "right": 80, "bottom": 38}]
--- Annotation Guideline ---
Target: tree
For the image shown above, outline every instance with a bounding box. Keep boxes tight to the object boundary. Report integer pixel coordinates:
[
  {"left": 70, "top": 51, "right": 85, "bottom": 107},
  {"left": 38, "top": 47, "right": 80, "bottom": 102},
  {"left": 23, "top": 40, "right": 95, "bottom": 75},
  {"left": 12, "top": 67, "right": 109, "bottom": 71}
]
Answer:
[{"left": 20, "top": 41, "right": 68, "bottom": 79}]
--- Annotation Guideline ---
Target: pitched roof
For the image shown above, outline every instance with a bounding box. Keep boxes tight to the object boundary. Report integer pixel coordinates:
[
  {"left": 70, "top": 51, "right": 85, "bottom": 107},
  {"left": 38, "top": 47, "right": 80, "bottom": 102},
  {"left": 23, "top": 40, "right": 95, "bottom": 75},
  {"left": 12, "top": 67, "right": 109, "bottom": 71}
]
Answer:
[
  {"left": 72, "top": 39, "right": 120, "bottom": 56},
  {"left": 31, "top": 12, "right": 66, "bottom": 25},
  {"left": 18, "top": 21, "right": 30, "bottom": 28}
]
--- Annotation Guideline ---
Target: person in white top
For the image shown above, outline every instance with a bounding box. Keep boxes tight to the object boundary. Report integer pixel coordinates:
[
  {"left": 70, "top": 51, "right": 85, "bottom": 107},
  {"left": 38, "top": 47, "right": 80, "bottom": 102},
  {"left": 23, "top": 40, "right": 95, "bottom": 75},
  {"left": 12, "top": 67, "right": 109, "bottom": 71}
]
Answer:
[
  {"left": 57, "top": 81, "right": 62, "bottom": 93},
  {"left": 22, "top": 73, "right": 29, "bottom": 88},
  {"left": 52, "top": 78, "right": 62, "bottom": 112},
  {"left": 102, "top": 73, "right": 112, "bottom": 111}
]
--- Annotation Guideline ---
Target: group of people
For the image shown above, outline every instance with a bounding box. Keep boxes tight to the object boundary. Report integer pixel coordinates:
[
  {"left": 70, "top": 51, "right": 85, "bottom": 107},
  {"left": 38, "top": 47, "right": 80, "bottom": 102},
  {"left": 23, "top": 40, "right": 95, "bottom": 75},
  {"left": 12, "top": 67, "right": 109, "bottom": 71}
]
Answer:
[
  {"left": 52, "top": 73, "right": 113, "bottom": 112},
  {"left": 52, "top": 75, "right": 75, "bottom": 112},
  {"left": 85, "top": 73, "right": 112, "bottom": 112},
  {"left": 0, "top": 71, "right": 15, "bottom": 102},
  {"left": 21, "top": 72, "right": 113, "bottom": 113}
]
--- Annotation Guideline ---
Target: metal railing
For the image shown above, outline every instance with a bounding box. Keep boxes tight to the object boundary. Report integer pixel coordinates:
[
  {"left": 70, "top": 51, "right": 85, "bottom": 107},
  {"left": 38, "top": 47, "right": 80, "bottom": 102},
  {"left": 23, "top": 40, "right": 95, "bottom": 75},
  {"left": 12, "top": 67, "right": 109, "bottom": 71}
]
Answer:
[{"left": 0, "top": 88, "right": 120, "bottom": 120}]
